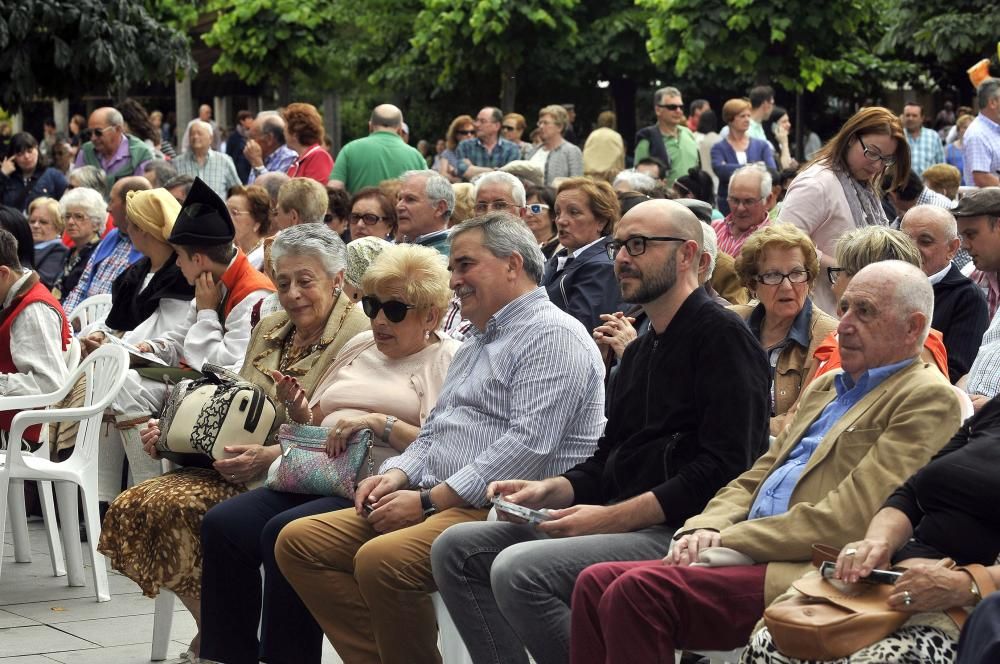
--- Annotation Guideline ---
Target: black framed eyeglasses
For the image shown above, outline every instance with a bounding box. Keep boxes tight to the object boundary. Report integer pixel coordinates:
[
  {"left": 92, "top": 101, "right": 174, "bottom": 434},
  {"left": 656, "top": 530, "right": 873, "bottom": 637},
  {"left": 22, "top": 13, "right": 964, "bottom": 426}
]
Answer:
[
  {"left": 605, "top": 235, "right": 686, "bottom": 259},
  {"left": 856, "top": 135, "right": 897, "bottom": 167},
  {"left": 349, "top": 213, "right": 388, "bottom": 226},
  {"left": 501, "top": 125, "right": 517, "bottom": 132},
  {"left": 756, "top": 270, "right": 810, "bottom": 286},
  {"left": 656, "top": 103, "right": 684, "bottom": 111},
  {"left": 827, "top": 266, "right": 847, "bottom": 285},
  {"left": 361, "top": 296, "right": 416, "bottom": 323},
  {"left": 474, "top": 200, "right": 514, "bottom": 214},
  {"left": 456, "top": 129, "right": 476, "bottom": 136}
]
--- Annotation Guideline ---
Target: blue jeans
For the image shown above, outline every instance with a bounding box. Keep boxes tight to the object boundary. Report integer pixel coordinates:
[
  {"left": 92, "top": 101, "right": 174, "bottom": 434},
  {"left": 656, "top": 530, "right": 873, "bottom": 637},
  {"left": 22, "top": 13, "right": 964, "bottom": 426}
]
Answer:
[
  {"left": 199, "top": 487, "right": 351, "bottom": 664},
  {"left": 430, "top": 520, "right": 674, "bottom": 664}
]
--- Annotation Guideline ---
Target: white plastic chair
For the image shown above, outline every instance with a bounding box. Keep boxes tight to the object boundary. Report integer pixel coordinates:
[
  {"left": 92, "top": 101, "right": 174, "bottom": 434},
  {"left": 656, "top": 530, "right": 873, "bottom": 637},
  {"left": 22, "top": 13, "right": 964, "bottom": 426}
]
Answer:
[
  {"left": 7, "top": 335, "right": 82, "bottom": 576},
  {"left": 0, "top": 344, "right": 130, "bottom": 602},
  {"left": 67, "top": 293, "right": 112, "bottom": 331},
  {"left": 953, "top": 385, "right": 975, "bottom": 422}
]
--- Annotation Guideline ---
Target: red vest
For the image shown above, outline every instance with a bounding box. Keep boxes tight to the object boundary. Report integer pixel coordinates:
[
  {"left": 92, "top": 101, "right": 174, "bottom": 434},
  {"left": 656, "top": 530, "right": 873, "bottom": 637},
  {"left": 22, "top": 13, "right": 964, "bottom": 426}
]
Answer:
[
  {"left": 220, "top": 248, "right": 275, "bottom": 319},
  {"left": 0, "top": 278, "right": 71, "bottom": 443}
]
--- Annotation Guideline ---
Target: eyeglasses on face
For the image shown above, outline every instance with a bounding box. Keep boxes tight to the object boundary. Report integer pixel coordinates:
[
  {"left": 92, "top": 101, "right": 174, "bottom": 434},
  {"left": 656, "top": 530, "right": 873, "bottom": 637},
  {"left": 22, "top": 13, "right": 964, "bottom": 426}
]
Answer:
[
  {"left": 350, "top": 212, "right": 388, "bottom": 226},
  {"left": 726, "top": 196, "right": 765, "bottom": 209},
  {"left": 827, "top": 266, "right": 847, "bottom": 285},
  {"left": 527, "top": 203, "right": 549, "bottom": 215},
  {"left": 501, "top": 125, "right": 517, "bottom": 132},
  {"left": 656, "top": 103, "right": 684, "bottom": 112},
  {"left": 456, "top": 129, "right": 476, "bottom": 136},
  {"left": 90, "top": 126, "right": 116, "bottom": 137},
  {"left": 474, "top": 200, "right": 515, "bottom": 214},
  {"left": 228, "top": 208, "right": 251, "bottom": 217},
  {"left": 361, "top": 295, "right": 416, "bottom": 323},
  {"left": 756, "top": 270, "right": 810, "bottom": 286},
  {"left": 606, "top": 235, "right": 686, "bottom": 259},
  {"left": 856, "top": 135, "right": 897, "bottom": 167},
  {"left": 62, "top": 211, "right": 90, "bottom": 223}
]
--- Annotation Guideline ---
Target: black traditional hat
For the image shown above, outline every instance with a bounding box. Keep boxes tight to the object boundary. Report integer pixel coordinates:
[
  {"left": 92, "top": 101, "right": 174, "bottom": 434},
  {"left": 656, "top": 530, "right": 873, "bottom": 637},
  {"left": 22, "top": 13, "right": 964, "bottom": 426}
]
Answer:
[{"left": 167, "top": 177, "right": 235, "bottom": 245}]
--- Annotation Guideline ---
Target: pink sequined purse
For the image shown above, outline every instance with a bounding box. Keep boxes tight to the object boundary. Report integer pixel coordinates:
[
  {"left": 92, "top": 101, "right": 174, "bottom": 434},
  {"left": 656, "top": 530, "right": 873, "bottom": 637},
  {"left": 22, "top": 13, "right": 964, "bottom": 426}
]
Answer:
[{"left": 265, "top": 423, "right": 374, "bottom": 499}]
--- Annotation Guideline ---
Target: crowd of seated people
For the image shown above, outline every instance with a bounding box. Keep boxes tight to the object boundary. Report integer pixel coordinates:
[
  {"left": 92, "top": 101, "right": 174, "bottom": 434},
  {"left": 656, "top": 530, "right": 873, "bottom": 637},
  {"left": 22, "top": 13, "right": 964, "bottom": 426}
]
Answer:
[{"left": 4, "top": 79, "right": 1000, "bottom": 664}]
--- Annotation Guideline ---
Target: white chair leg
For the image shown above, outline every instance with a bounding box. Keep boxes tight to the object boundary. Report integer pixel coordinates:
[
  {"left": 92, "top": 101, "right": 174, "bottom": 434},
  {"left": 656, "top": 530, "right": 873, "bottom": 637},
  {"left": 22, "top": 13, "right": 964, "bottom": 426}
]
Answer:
[
  {"left": 0, "top": 469, "right": 9, "bottom": 582},
  {"left": 79, "top": 477, "right": 109, "bottom": 602},
  {"left": 432, "top": 591, "right": 473, "bottom": 664},
  {"left": 9, "top": 479, "right": 31, "bottom": 563},
  {"left": 38, "top": 480, "right": 66, "bottom": 577},
  {"left": 54, "top": 480, "right": 85, "bottom": 587},
  {"left": 151, "top": 590, "right": 176, "bottom": 661}
]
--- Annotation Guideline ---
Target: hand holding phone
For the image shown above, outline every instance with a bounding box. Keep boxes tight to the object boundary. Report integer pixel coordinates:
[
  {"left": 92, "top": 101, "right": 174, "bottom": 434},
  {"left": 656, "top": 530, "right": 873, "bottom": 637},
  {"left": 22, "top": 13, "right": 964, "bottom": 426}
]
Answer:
[
  {"left": 821, "top": 560, "right": 902, "bottom": 585},
  {"left": 491, "top": 495, "right": 553, "bottom": 525}
]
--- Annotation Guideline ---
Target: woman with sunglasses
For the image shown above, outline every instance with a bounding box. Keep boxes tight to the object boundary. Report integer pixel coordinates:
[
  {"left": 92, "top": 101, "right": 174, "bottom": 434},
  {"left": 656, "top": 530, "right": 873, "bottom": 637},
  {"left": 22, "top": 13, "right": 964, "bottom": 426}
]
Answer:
[
  {"left": 439, "top": 114, "right": 476, "bottom": 183},
  {"left": 348, "top": 186, "right": 397, "bottom": 241},
  {"left": 197, "top": 242, "right": 459, "bottom": 664},
  {"left": 711, "top": 98, "right": 777, "bottom": 217},
  {"left": 525, "top": 184, "right": 560, "bottom": 258},
  {"left": 781, "top": 106, "right": 910, "bottom": 315}
]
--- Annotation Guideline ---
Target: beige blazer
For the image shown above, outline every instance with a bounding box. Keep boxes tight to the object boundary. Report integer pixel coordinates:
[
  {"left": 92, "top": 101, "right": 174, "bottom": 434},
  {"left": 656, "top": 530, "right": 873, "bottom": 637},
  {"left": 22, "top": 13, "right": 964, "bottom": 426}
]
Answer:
[{"left": 680, "top": 359, "right": 961, "bottom": 603}]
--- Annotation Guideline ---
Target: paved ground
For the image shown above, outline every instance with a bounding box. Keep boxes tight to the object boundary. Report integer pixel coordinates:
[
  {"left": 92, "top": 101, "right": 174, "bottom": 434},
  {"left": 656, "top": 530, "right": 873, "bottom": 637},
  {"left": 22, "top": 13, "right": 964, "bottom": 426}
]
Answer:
[{"left": 1, "top": 519, "right": 344, "bottom": 663}]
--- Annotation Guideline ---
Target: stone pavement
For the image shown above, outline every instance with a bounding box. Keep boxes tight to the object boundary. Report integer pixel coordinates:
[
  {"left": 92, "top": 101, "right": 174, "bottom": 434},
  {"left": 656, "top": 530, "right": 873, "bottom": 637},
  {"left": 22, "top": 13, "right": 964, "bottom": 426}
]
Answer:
[{"left": 1, "top": 519, "right": 344, "bottom": 663}]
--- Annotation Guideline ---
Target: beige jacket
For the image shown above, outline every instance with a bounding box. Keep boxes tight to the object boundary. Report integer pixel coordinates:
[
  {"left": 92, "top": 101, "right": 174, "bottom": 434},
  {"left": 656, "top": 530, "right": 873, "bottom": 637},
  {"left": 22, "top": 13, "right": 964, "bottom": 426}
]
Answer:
[{"left": 679, "top": 359, "right": 961, "bottom": 604}]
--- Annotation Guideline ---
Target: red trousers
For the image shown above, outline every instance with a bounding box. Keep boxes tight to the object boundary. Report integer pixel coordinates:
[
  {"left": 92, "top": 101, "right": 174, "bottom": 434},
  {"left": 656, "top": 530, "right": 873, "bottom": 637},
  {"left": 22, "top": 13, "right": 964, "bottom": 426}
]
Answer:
[{"left": 570, "top": 560, "right": 768, "bottom": 664}]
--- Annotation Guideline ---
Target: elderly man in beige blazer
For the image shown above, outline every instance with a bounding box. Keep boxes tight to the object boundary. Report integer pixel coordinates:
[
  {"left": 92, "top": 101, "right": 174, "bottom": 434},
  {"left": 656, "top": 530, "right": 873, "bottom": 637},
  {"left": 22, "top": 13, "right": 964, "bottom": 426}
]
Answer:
[{"left": 569, "top": 260, "right": 963, "bottom": 664}]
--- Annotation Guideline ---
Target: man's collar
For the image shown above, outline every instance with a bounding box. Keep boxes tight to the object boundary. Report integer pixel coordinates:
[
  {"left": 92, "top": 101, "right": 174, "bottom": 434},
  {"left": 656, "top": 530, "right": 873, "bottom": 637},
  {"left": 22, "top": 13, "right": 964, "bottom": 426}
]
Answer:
[
  {"left": 2, "top": 269, "right": 33, "bottom": 309},
  {"left": 411, "top": 227, "right": 449, "bottom": 245},
  {"left": 475, "top": 287, "right": 546, "bottom": 335},
  {"left": 927, "top": 261, "right": 953, "bottom": 285},
  {"left": 834, "top": 356, "right": 914, "bottom": 395}
]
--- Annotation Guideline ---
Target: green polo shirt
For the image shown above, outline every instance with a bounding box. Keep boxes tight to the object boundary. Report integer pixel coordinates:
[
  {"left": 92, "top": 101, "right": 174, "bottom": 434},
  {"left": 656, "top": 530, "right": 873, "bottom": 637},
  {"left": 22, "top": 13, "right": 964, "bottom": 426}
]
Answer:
[
  {"left": 633, "top": 125, "right": 700, "bottom": 184},
  {"left": 331, "top": 130, "right": 428, "bottom": 193}
]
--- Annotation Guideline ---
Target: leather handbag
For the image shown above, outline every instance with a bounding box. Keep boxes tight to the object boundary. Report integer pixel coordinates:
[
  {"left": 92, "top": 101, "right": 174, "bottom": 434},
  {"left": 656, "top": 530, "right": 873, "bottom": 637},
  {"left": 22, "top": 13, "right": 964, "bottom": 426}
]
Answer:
[
  {"left": 265, "top": 423, "right": 374, "bottom": 499},
  {"left": 156, "top": 363, "right": 276, "bottom": 468}
]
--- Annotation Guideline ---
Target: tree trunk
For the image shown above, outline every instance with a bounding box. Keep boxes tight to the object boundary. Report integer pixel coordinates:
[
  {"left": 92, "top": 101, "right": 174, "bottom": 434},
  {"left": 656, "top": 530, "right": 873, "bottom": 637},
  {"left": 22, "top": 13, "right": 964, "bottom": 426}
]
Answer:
[
  {"left": 323, "top": 92, "right": 342, "bottom": 156},
  {"left": 278, "top": 76, "right": 291, "bottom": 107},
  {"left": 610, "top": 77, "right": 638, "bottom": 161},
  {"left": 500, "top": 65, "right": 517, "bottom": 113}
]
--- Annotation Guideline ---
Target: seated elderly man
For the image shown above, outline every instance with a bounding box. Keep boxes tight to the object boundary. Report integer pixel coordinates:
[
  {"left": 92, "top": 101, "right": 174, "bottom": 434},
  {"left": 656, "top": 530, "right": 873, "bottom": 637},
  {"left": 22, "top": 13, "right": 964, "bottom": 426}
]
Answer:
[
  {"left": 431, "top": 199, "right": 771, "bottom": 664},
  {"left": 0, "top": 228, "right": 69, "bottom": 444},
  {"left": 900, "top": 204, "right": 989, "bottom": 383},
  {"left": 274, "top": 212, "right": 607, "bottom": 664},
  {"left": 396, "top": 169, "right": 455, "bottom": 255},
  {"left": 711, "top": 164, "right": 774, "bottom": 257},
  {"left": 570, "top": 261, "right": 962, "bottom": 664}
]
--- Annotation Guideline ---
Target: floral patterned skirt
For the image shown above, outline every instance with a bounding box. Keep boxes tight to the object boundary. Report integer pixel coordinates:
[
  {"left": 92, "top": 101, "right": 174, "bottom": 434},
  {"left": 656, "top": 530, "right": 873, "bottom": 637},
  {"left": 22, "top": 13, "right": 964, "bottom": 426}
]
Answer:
[{"left": 97, "top": 468, "right": 244, "bottom": 598}]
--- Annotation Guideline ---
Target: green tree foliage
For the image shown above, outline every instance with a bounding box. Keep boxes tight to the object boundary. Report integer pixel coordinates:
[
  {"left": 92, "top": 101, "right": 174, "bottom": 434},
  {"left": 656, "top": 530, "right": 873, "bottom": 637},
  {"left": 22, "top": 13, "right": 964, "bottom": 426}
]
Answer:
[
  {"left": 638, "top": 0, "right": 914, "bottom": 94},
  {"left": 0, "top": 0, "right": 193, "bottom": 111}
]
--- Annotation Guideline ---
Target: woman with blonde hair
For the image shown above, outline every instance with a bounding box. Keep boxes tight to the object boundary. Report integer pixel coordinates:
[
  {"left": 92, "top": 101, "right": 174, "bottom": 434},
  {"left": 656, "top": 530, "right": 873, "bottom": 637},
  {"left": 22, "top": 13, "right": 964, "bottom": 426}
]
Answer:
[
  {"left": 527, "top": 105, "right": 584, "bottom": 186},
  {"left": 780, "top": 106, "right": 910, "bottom": 314},
  {"left": 543, "top": 177, "right": 623, "bottom": 332},
  {"left": 26, "top": 196, "right": 68, "bottom": 288},
  {"left": 197, "top": 243, "right": 460, "bottom": 664}
]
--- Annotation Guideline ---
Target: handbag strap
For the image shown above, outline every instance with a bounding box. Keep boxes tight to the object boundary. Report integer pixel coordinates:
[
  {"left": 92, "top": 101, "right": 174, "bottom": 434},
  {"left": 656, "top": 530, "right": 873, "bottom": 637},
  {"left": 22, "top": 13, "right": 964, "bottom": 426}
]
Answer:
[{"left": 812, "top": 543, "right": 841, "bottom": 567}]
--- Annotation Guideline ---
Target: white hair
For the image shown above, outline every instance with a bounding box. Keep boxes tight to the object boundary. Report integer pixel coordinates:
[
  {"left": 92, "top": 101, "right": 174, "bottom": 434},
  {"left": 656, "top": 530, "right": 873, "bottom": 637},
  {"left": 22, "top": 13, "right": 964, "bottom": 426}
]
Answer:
[
  {"left": 700, "top": 223, "right": 718, "bottom": 282},
  {"left": 901, "top": 204, "right": 958, "bottom": 241},
  {"left": 400, "top": 169, "right": 455, "bottom": 218},
  {"left": 472, "top": 171, "right": 526, "bottom": 206},
  {"left": 613, "top": 169, "right": 657, "bottom": 195},
  {"left": 854, "top": 260, "right": 934, "bottom": 344},
  {"left": 730, "top": 163, "right": 772, "bottom": 200},
  {"left": 270, "top": 223, "right": 347, "bottom": 277}
]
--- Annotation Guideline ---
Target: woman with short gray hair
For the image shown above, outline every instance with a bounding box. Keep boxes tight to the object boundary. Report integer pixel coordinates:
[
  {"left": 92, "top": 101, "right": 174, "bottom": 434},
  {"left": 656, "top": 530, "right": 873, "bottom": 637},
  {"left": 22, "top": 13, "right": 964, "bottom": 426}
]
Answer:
[
  {"left": 527, "top": 105, "right": 584, "bottom": 185},
  {"left": 53, "top": 187, "right": 106, "bottom": 299}
]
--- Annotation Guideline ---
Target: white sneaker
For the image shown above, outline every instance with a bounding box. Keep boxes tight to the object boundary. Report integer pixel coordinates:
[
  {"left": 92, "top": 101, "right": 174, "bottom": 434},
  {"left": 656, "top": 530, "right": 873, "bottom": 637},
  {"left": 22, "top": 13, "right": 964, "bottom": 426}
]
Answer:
[{"left": 164, "top": 650, "right": 199, "bottom": 664}]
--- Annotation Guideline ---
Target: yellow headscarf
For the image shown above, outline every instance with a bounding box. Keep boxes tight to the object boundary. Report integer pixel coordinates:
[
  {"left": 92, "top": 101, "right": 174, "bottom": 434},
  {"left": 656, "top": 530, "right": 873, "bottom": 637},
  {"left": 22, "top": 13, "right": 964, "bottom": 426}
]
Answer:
[{"left": 125, "top": 188, "right": 181, "bottom": 242}]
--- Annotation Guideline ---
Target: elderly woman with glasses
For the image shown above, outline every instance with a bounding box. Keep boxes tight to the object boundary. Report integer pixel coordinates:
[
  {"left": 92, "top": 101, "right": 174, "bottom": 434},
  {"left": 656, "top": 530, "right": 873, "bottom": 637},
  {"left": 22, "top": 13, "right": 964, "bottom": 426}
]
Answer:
[
  {"left": 781, "top": 106, "right": 911, "bottom": 315},
  {"left": 52, "top": 188, "right": 105, "bottom": 300},
  {"left": 348, "top": 186, "right": 397, "bottom": 241},
  {"left": 197, "top": 243, "right": 459, "bottom": 664},
  {"left": 526, "top": 105, "right": 584, "bottom": 186},
  {"left": 99, "top": 224, "right": 370, "bottom": 663},
  {"left": 731, "top": 224, "right": 839, "bottom": 435},
  {"left": 226, "top": 184, "right": 271, "bottom": 269},
  {"left": 543, "top": 177, "right": 625, "bottom": 334},
  {"left": 26, "top": 197, "right": 69, "bottom": 288}
]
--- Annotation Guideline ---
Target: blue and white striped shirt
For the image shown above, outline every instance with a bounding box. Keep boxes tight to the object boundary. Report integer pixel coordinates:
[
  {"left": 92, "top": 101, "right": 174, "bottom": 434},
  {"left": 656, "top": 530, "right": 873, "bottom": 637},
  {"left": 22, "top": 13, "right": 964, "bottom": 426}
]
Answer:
[
  {"left": 381, "top": 287, "right": 606, "bottom": 506},
  {"left": 963, "top": 113, "right": 1000, "bottom": 184}
]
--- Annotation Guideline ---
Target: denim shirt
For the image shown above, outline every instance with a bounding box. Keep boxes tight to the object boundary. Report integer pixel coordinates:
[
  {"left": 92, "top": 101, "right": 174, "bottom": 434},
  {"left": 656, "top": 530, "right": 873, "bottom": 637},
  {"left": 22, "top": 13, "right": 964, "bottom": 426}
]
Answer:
[{"left": 748, "top": 357, "right": 915, "bottom": 519}]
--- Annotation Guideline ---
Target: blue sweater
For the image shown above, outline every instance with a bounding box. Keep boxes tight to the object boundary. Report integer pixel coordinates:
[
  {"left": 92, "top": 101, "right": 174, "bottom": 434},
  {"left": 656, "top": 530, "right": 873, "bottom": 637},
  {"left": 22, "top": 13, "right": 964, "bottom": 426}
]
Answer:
[{"left": 710, "top": 138, "right": 776, "bottom": 214}]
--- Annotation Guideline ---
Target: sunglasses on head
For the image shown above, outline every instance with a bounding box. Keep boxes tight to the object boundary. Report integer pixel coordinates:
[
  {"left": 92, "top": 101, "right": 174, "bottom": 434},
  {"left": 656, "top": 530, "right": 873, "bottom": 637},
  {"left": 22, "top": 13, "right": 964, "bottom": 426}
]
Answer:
[{"left": 361, "top": 296, "right": 416, "bottom": 323}]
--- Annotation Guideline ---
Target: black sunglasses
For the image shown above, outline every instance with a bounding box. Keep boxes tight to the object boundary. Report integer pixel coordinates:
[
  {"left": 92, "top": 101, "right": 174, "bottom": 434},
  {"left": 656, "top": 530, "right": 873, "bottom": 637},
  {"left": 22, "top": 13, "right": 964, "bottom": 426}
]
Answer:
[
  {"left": 456, "top": 129, "right": 476, "bottom": 136},
  {"left": 657, "top": 103, "right": 684, "bottom": 111},
  {"left": 361, "top": 296, "right": 416, "bottom": 323}
]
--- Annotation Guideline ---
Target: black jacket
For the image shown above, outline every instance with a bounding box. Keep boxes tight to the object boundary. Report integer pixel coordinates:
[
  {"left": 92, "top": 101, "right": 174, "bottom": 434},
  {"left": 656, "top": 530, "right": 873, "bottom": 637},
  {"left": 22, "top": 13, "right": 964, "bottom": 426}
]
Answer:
[
  {"left": 932, "top": 263, "right": 989, "bottom": 383},
  {"left": 562, "top": 287, "right": 770, "bottom": 526},
  {"left": 634, "top": 125, "right": 673, "bottom": 172}
]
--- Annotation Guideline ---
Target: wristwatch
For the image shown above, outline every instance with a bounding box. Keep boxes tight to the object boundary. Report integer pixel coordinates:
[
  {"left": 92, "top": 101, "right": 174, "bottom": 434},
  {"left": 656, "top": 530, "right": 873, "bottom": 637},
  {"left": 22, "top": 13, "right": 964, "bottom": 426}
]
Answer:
[
  {"left": 382, "top": 415, "right": 397, "bottom": 443},
  {"left": 420, "top": 489, "right": 438, "bottom": 518}
]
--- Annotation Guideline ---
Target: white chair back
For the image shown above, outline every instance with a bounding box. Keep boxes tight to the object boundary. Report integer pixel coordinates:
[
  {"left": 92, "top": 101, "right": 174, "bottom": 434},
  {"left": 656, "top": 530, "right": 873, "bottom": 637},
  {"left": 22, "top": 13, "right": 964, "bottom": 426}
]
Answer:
[{"left": 67, "top": 293, "right": 113, "bottom": 332}]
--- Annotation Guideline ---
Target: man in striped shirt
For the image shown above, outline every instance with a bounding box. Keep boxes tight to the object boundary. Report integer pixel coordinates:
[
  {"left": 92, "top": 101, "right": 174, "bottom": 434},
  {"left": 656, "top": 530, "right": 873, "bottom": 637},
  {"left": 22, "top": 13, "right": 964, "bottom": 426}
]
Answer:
[
  {"left": 276, "top": 212, "right": 606, "bottom": 664},
  {"left": 711, "top": 165, "right": 773, "bottom": 257},
  {"left": 430, "top": 199, "right": 770, "bottom": 664}
]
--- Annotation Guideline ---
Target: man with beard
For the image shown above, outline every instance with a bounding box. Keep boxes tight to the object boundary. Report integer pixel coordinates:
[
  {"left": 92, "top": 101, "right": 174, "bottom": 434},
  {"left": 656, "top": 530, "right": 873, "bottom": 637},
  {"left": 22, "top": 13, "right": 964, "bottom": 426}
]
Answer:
[{"left": 430, "top": 199, "right": 770, "bottom": 664}]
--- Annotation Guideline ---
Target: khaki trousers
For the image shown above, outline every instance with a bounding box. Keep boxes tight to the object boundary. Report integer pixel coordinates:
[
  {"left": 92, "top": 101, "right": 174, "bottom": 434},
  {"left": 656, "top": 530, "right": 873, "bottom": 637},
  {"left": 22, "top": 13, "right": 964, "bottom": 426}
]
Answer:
[{"left": 275, "top": 505, "right": 489, "bottom": 664}]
